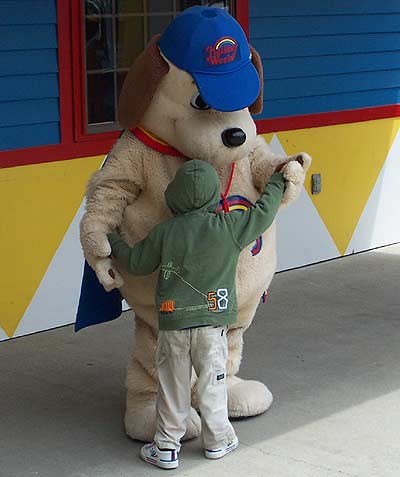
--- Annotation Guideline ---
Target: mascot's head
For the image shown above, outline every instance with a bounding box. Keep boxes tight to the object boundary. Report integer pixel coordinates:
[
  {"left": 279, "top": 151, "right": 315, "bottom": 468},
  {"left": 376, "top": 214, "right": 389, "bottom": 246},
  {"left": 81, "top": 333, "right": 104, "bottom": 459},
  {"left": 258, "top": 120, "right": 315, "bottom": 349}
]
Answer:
[{"left": 118, "top": 6, "right": 264, "bottom": 165}]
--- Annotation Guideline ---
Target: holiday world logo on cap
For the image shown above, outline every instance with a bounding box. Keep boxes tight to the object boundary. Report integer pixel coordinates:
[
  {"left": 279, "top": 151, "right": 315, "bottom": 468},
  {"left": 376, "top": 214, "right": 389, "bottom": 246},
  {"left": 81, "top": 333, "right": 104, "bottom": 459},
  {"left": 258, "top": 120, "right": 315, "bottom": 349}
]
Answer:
[{"left": 205, "top": 36, "right": 240, "bottom": 66}]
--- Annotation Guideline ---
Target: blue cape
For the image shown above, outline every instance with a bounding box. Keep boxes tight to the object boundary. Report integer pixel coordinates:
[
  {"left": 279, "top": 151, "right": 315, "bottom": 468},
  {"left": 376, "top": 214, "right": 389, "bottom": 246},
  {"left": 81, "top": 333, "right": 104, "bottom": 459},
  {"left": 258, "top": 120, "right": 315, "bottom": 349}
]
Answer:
[{"left": 75, "top": 261, "right": 123, "bottom": 331}]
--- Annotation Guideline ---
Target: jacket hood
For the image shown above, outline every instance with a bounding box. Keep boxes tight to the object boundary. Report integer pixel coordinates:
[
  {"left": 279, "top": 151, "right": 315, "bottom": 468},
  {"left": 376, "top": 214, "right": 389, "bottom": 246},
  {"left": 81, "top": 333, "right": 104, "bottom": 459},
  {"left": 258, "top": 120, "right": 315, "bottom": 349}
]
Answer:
[{"left": 165, "top": 160, "right": 221, "bottom": 215}]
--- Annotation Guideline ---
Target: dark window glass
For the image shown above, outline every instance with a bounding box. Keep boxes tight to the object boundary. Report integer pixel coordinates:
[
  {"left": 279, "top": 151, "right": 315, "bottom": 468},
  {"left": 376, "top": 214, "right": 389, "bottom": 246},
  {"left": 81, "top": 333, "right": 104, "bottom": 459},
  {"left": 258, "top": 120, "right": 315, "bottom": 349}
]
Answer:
[{"left": 83, "top": 0, "right": 234, "bottom": 132}]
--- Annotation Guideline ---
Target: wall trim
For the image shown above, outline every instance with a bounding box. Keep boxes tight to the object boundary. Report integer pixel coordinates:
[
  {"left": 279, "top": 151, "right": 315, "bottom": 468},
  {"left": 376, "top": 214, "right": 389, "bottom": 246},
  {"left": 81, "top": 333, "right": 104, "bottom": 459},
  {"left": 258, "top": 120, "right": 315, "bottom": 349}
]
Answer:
[
  {"left": 1, "top": 104, "right": 400, "bottom": 169},
  {"left": 256, "top": 104, "right": 400, "bottom": 134}
]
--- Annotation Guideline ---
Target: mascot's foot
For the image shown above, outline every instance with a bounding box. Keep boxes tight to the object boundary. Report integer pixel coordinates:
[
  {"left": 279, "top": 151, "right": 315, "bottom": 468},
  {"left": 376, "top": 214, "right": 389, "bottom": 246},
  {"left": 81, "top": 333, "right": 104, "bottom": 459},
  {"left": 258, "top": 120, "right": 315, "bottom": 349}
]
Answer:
[
  {"left": 183, "top": 407, "right": 202, "bottom": 440},
  {"left": 125, "top": 402, "right": 201, "bottom": 442},
  {"left": 227, "top": 376, "right": 273, "bottom": 418}
]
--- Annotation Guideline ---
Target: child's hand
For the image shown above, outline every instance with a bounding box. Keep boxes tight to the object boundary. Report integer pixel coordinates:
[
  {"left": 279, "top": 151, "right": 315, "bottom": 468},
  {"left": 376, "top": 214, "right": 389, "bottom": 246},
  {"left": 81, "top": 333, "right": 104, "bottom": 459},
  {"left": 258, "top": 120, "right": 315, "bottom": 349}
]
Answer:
[{"left": 274, "top": 162, "right": 287, "bottom": 172}]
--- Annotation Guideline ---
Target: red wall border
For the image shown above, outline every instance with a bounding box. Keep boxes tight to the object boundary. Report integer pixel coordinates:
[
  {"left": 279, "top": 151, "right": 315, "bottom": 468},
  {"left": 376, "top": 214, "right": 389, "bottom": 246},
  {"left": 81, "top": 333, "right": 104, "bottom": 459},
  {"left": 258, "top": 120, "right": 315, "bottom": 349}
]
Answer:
[
  {"left": 256, "top": 105, "right": 400, "bottom": 134},
  {"left": 3, "top": 105, "right": 399, "bottom": 169}
]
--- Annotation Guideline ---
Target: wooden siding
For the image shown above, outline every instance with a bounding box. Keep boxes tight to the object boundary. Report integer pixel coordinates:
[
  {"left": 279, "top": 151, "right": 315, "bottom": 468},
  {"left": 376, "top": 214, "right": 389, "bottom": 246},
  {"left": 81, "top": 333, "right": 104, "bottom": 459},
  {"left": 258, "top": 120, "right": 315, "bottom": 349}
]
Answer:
[
  {"left": 250, "top": 0, "right": 400, "bottom": 119},
  {"left": 0, "top": 0, "right": 59, "bottom": 151}
]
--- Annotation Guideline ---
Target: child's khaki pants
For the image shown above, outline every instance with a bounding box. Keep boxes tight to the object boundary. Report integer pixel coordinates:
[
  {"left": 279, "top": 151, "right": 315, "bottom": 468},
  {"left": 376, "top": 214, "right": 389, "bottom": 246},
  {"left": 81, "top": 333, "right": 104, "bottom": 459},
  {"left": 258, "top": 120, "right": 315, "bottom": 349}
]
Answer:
[{"left": 154, "top": 325, "right": 236, "bottom": 452}]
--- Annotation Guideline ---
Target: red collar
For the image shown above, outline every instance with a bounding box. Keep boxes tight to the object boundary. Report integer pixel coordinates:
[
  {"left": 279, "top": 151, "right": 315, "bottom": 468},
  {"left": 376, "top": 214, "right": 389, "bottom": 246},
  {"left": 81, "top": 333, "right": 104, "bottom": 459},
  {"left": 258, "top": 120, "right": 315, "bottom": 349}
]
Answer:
[
  {"left": 130, "top": 127, "right": 186, "bottom": 158},
  {"left": 130, "top": 126, "right": 235, "bottom": 213}
]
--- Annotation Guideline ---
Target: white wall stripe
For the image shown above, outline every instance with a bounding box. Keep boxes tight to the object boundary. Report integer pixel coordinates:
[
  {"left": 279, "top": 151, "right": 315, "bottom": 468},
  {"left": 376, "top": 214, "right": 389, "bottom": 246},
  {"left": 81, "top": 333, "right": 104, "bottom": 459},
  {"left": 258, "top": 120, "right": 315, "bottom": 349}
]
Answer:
[
  {"left": 0, "top": 326, "right": 9, "bottom": 342},
  {"left": 346, "top": 129, "right": 400, "bottom": 254},
  {"left": 268, "top": 135, "right": 340, "bottom": 270},
  {"left": 13, "top": 202, "right": 86, "bottom": 338}
]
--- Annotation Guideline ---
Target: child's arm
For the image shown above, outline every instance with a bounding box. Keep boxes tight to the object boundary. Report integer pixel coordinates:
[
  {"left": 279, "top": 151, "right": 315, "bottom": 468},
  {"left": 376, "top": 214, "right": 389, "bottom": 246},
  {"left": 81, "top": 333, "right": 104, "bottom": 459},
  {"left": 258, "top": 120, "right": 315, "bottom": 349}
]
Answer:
[
  {"left": 107, "top": 230, "right": 161, "bottom": 276},
  {"left": 225, "top": 172, "right": 285, "bottom": 249}
]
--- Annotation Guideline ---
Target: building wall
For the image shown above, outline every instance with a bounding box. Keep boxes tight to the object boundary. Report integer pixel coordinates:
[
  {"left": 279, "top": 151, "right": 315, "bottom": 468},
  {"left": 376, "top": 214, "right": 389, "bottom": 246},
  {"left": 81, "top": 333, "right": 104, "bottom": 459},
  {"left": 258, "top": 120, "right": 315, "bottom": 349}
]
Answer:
[
  {"left": 269, "top": 118, "right": 400, "bottom": 270},
  {"left": 1, "top": 1, "right": 400, "bottom": 340},
  {"left": 247, "top": 0, "right": 400, "bottom": 269},
  {"left": 250, "top": 0, "right": 400, "bottom": 118},
  {"left": 0, "top": 0, "right": 60, "bottom": 150}
]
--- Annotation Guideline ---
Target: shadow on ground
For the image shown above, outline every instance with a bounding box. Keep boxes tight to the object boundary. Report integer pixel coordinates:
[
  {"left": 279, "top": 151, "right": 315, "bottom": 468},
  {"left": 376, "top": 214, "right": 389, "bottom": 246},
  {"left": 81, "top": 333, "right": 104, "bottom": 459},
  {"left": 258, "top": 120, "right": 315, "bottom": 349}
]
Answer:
[{"left": 1, "top": 245, "right": 399, "bottom": 476}]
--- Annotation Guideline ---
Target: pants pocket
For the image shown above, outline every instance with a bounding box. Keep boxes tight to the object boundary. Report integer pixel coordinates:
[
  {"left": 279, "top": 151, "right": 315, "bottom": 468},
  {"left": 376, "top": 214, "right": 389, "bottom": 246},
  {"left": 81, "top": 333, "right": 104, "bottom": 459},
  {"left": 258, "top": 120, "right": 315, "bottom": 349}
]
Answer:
[
  {"left": 213, "top": 367, "right": 226, "bottom": 385},
  {"left": 212, "top": 333, "right": 228, "bottom": 385}
]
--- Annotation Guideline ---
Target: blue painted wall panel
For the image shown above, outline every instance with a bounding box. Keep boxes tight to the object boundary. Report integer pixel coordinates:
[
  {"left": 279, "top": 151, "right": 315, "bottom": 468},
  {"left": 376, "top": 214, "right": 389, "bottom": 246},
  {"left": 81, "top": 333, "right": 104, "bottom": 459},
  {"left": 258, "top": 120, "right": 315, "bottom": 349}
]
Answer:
[
  {"left": 0, "top": 50, "right": 58, "bottom": 76},
  {"left": 0, "top": 98, "right": 59, "bottom": 127},
  {"left": 0, "top": 74, "right": 59, "bottom": 102},
  {"left": 254, "top": 89, "right": 400, "bottom": 120},
  {"left": 0, "top": 123, "right": 60, "bottom": 151},
  {"left": 265, "top": 70, "right": 400, "bottom": 101},
  {"left": 251, "top": 14, "right": 400, "bottom": 38},
  {"left": 263, "top": 52, "right": 400, "bottom": 80},
  {"left": 0, "top": 1, "right": 56, "bottom": 25},
  {"left": 0, "top": 25, "right": 57, "bottom": 51},
  {"left": 250, "top": 1, "right": 400, "bottom": 17},
  {"left": 252, "top": 34, "right": 400, "bottom": 59},
  {"left": 0, "top": 0, "right": 59, "bottom": 151},
  {"left": 250, "top": 1, "right": 400, "bottom": 119}
]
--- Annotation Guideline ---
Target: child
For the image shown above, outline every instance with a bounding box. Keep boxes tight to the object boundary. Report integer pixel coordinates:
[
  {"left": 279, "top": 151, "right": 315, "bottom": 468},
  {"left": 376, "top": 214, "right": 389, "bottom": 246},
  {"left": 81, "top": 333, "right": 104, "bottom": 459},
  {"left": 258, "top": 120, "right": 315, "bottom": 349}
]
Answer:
[{"left": 108, "top": 159, "right": 288, "bottom": 470}]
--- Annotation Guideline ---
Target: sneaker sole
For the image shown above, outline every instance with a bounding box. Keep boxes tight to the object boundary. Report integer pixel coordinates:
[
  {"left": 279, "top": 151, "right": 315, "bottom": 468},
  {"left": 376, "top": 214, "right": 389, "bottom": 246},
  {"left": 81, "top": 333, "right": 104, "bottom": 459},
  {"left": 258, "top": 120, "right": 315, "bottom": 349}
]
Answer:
[
  {"left": 140, "top": 449, "right": 179, "bottom": 469},
  {"left": 205, "top": 440, "right": 239, "bottom": 460}
]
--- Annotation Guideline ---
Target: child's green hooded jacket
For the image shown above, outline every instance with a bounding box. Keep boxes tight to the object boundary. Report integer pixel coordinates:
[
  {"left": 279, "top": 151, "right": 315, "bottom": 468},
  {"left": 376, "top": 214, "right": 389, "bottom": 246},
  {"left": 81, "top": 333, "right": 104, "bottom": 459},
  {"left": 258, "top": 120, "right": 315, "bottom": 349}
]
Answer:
[{"left": 108, "top": 160, "right": 285, "bottom": 331}]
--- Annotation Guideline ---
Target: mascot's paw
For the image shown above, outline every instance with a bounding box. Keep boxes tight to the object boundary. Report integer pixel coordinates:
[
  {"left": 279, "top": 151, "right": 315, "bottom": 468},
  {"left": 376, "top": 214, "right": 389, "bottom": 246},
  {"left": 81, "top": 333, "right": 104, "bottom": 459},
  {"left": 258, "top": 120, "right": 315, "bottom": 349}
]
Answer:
[
  {"left": 125, "top": 402, "right": 201, "bottom": 442},
  {"left": 292, "top": 152, "right": 312, "bottom": 172},
  {"left": 280, "top": 152, "right": 312, "bottom": 207},
  {"left": 94, "top": 257, "right": 124, "bottom": 292},
  {"left": 125, "top": 402, "right": 157, "bottom": 442},
  {"left": 283, "top": 160, "right": 304, "bottom": 185},
  {"left": 227, "top": 375, "right": 273, "bottom": 418}
]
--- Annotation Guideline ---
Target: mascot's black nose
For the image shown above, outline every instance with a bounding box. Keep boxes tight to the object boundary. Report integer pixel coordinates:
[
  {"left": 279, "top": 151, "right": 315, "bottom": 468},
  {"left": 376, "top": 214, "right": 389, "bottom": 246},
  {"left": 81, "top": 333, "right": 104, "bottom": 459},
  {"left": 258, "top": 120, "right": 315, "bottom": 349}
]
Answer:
[{"left": 221, "top": 128, "right": 246, "bottom": 148}]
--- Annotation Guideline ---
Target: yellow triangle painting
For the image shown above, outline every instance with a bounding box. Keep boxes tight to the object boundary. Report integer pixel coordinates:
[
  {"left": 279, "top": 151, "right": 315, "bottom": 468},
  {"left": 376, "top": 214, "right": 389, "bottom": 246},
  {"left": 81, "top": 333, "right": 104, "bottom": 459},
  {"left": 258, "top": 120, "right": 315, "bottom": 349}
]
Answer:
[
  {"left": 0, "top": 155, "right": 104, "bottom": 337},
  {"left": 265, "top": 118, "right": 400, "bottom": 255}
]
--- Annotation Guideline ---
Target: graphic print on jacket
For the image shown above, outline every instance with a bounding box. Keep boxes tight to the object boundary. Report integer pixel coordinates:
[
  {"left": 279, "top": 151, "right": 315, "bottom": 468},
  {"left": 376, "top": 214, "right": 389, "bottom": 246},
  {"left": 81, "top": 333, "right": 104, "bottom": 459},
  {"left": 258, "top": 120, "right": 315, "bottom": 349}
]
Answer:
[{"left": 108, "top": 160, "right": 285, "bottom": 331}]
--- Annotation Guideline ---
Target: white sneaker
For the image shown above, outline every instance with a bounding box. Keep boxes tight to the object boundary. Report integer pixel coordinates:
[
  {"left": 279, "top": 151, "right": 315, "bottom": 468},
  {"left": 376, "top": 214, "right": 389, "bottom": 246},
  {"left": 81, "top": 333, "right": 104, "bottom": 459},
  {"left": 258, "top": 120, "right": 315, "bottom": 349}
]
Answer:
[
  {"left": 140, "top": 442, "right": 179, "bottom": 470},
  {"left": 204, "top": 436, "right": 239, "bottom": 459}
]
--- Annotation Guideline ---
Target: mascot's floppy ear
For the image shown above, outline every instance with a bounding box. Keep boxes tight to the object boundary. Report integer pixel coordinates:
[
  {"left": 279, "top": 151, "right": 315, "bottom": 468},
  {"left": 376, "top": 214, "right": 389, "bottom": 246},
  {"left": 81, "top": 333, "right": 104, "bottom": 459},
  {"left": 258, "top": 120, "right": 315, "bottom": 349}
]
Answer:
[
  {"left": 248, "top": 44, "right": 264, "bottom": 115},
  {"left": 118, "top": 34, "right": 169, "bottom": 129}
]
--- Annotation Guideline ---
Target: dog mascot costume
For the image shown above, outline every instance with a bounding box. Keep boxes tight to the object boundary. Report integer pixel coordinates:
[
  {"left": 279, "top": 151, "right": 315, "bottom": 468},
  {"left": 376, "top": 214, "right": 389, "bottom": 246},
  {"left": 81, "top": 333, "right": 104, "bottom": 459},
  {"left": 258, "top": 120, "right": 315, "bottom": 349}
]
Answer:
[{"left": 78, "top": 6, "right": 311, "bottom": 442}]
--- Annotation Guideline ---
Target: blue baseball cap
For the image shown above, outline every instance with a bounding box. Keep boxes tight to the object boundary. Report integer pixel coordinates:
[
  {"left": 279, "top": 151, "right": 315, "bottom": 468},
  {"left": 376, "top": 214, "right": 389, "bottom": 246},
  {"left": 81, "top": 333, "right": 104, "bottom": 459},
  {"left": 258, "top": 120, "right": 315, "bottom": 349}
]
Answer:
[{"left": 158, "top": 6, "right": 260, "bottom": 112}]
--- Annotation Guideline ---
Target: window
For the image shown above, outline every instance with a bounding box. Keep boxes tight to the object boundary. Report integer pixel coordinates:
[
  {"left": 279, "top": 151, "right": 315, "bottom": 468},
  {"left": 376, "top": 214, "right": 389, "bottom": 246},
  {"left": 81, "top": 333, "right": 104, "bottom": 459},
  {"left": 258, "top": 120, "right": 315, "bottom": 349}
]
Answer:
[{"left": 83, "top": 0, "right": 235, "bottom": 134}]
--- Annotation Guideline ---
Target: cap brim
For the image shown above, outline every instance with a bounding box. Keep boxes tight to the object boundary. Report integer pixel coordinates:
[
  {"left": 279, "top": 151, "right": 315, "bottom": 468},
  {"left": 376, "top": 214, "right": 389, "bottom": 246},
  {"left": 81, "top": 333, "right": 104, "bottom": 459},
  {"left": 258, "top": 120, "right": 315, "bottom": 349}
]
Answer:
[{"left": 192, "top": 60, "right": 260, "bottom": 112}]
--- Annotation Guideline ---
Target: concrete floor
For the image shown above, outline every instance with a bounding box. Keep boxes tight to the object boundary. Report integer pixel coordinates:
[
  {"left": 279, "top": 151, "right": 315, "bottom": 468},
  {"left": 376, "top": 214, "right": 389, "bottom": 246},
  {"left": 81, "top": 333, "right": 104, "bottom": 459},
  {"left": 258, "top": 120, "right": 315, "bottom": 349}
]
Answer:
[{"left": 1, "top": 244, "right": 400, "bottom": 477}]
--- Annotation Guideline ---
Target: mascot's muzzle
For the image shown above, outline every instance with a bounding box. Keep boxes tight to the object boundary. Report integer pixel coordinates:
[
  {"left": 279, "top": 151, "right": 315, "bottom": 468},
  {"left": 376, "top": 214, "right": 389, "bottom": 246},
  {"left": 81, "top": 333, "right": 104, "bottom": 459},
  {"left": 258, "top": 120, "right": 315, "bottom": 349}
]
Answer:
[{"left": 221, "top": 128, "right": 246, "bottom": 148}]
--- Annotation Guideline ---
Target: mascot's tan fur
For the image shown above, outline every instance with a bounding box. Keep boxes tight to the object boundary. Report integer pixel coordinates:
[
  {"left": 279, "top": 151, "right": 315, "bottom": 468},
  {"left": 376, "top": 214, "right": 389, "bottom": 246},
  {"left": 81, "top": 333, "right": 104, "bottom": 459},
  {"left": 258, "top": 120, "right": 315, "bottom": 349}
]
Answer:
[{"left": 80, "top": 35, "right": 311, "bottom": 442}]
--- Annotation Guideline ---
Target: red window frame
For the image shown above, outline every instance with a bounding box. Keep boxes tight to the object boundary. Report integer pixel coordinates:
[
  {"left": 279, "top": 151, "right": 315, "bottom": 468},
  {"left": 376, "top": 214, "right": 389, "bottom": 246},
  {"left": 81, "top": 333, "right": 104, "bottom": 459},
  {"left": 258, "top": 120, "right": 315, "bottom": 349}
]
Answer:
[{"left": 70, "top": 0, "right": 247, "bottom": 143}]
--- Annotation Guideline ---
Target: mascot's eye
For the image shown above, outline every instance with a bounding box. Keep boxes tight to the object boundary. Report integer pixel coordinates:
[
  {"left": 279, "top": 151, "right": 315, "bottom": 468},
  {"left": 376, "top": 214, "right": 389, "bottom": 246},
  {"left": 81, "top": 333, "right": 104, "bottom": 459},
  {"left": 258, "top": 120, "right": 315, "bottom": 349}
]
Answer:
[{"left": 190, "top": 93, "right": 210, "bottom": 110}]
